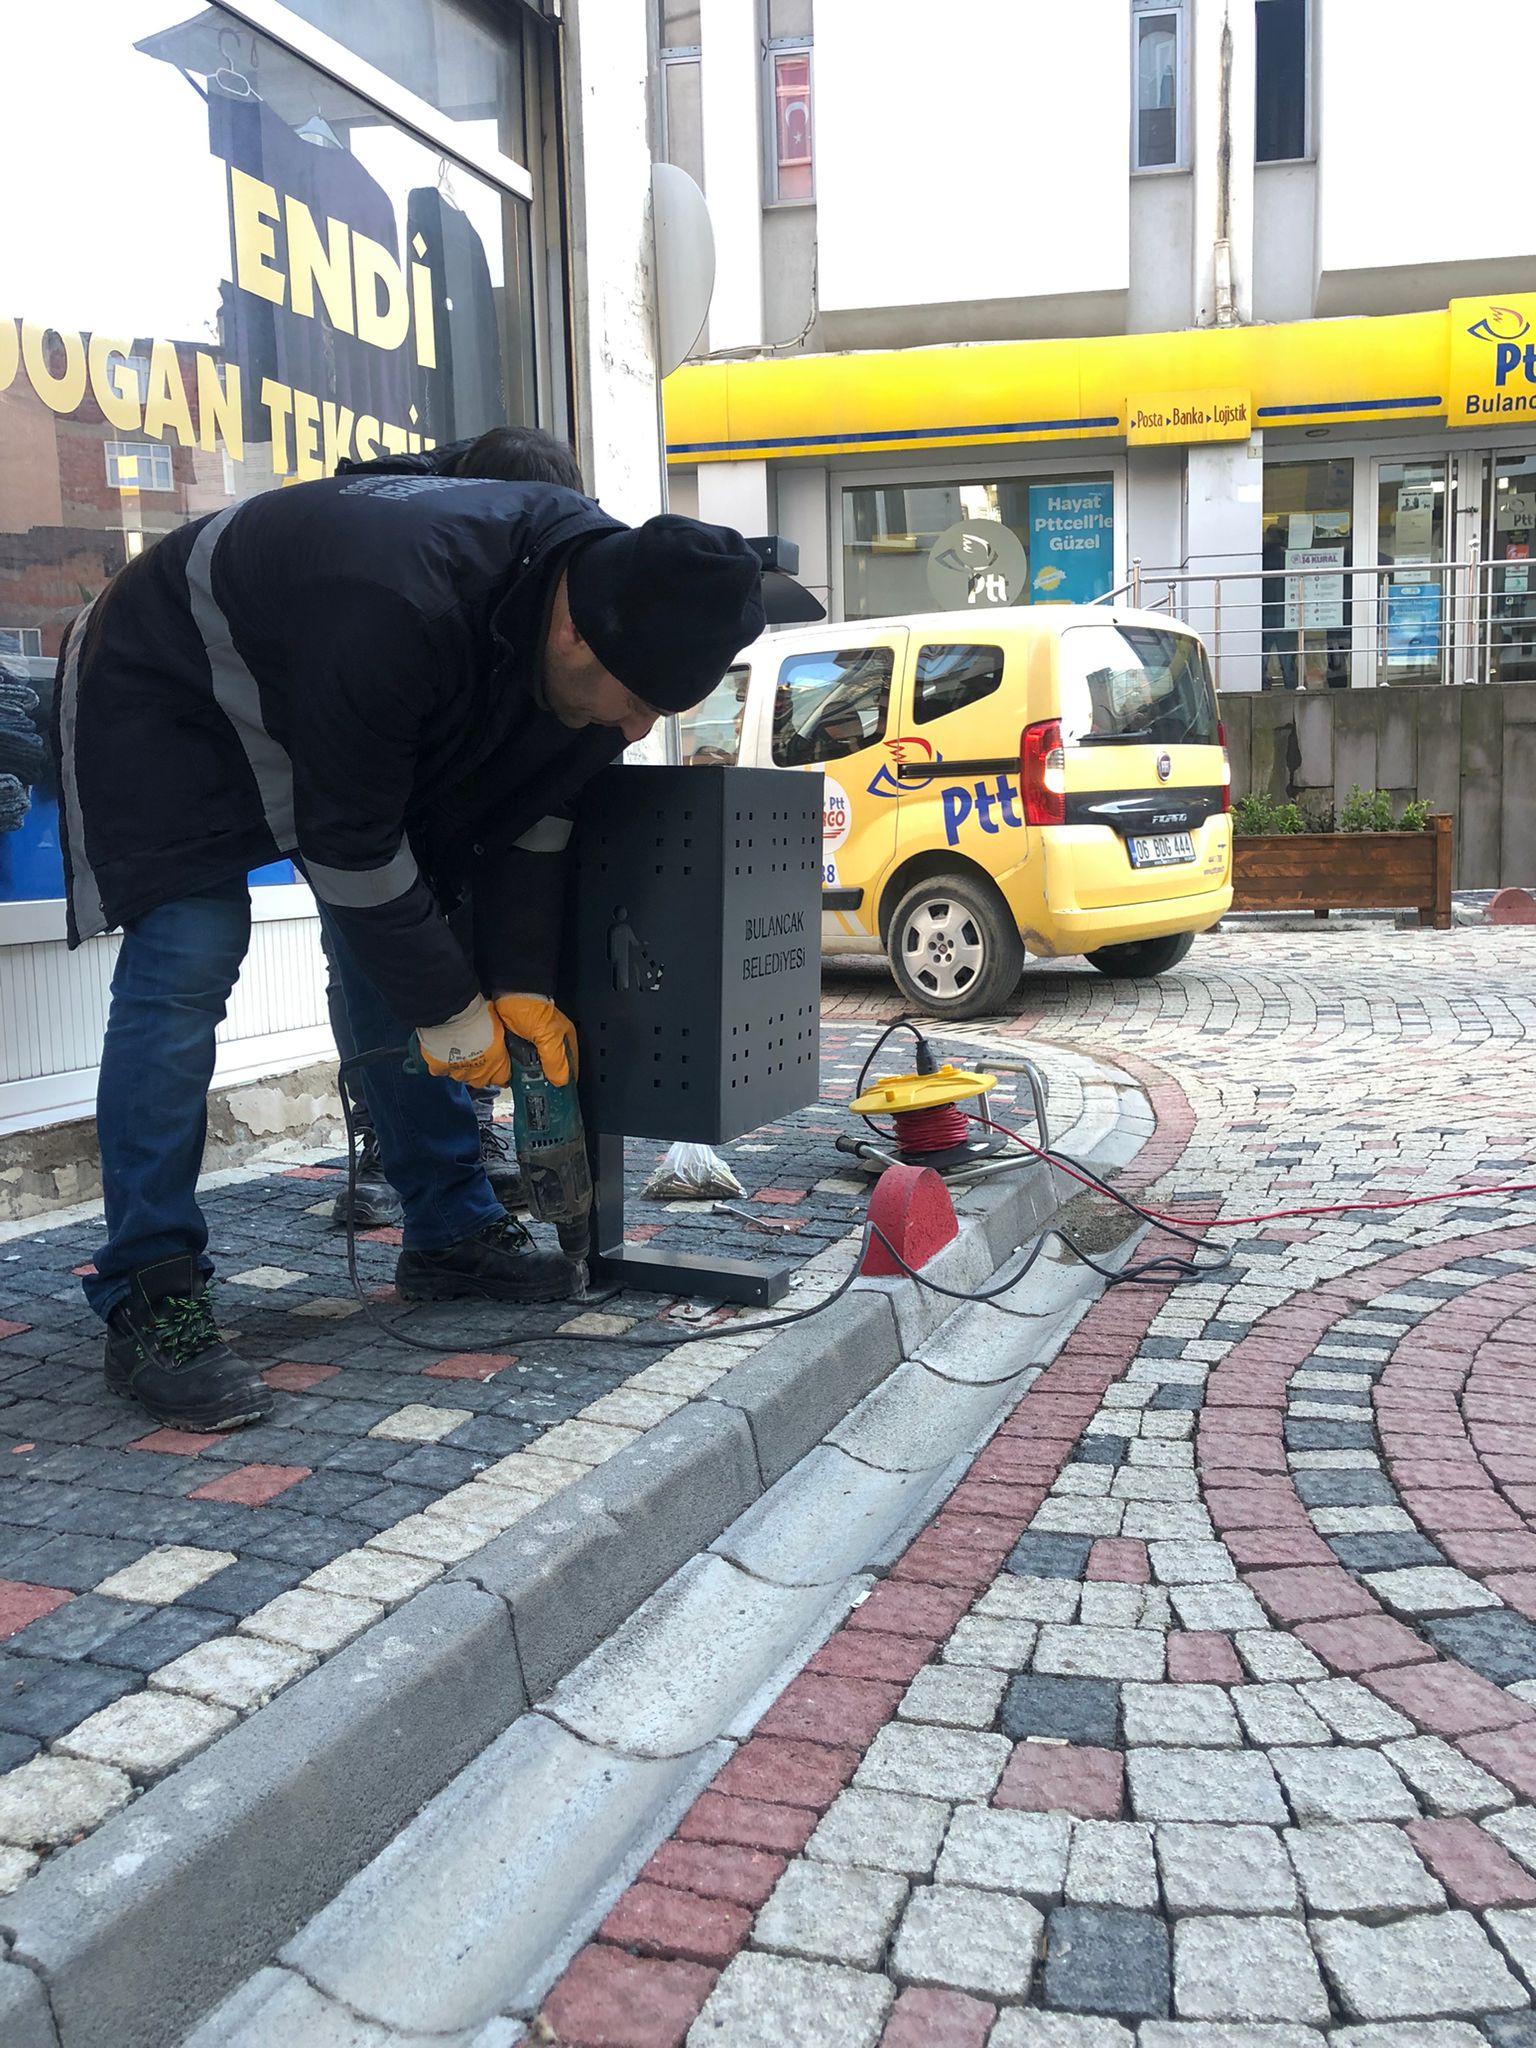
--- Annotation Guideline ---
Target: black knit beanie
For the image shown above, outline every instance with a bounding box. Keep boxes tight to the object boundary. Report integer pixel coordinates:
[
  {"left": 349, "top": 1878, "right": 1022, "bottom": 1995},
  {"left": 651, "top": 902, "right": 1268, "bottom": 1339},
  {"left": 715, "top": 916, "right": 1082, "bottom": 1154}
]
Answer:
[{"left": 565, "top": 515, "right": 765, "bottom": 711}]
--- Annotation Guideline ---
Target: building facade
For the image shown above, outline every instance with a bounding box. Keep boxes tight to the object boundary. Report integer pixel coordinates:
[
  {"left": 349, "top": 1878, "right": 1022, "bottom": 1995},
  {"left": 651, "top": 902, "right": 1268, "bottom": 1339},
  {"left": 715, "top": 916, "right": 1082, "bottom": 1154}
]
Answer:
[
  {"left": 0, "top": 0, "right": 660, "bottom": 1141},
  {"left": 660, "top": 0, "right": 1536, "bottom": 703}
]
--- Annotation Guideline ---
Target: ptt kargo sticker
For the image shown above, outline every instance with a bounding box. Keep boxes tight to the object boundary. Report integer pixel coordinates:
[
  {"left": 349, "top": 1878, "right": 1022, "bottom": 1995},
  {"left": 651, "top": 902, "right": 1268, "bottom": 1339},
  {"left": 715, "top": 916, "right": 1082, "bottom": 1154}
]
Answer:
[{"left": 822, "top": 776, "right": 851, "bottom": 853}]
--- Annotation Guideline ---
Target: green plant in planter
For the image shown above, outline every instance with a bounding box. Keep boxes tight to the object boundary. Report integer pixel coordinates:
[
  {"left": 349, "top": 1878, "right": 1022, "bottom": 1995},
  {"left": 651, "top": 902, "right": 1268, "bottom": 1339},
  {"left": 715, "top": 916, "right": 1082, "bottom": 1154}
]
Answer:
[
  {"left": 1398, "top": 799, "right": 1432, "bottom": 832},
  {"left": 1338, "top": 785, "right": 1395, "bottom": 832},
  {"left": 1231, "top": 793, "right": 1306, "bottom": 835}
]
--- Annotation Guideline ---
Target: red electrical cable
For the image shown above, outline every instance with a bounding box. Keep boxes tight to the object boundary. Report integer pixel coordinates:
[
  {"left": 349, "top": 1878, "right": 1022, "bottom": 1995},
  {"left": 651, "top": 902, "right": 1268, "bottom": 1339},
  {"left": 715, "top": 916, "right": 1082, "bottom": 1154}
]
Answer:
[
  {"left": 892, "top": 1102, "right": 971, "bottom": 1155},
  {"left": 968, "top": 1111, "right": 1536, "bottom": 1230}
]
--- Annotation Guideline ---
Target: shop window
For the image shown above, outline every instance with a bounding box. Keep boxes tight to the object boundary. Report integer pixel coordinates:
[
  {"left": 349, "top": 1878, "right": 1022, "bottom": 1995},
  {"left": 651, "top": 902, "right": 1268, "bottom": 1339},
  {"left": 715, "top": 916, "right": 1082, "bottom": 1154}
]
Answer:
[
  {"left": 1261, "top": 458, "right": 1354, "bottom": 690},
  {"left": 1256, "top": 0, "right": 1310, "bottom": 162},
  {"left": 681, "top": 665, "right": 749, "bottom": 764},
  {"left": 0, "top": 1, "right": 544, "bottom": 911},
  {"left": 914, "top": 645, "right": 1004, "bottom": 726},
  {"left": 0, "top": 629, "right": 43, "bottom": 659},
  {"left": 105, "top": 442, "right": 175, "bottom": 493},
  {"left": 842, "top": 476, "right": 1114, "bottom": 621},
  {"left": 659, "top": 0, "right": 704, "bottom": 191},
  {"left": 771, "top": 648, "right": 892, "bottom": 766},
  {"left": 765, "top": 19, "right": 811, "bottom": 201},
  {"left": 1132, "top": 0, "right": 1185, "bottom": 171}
]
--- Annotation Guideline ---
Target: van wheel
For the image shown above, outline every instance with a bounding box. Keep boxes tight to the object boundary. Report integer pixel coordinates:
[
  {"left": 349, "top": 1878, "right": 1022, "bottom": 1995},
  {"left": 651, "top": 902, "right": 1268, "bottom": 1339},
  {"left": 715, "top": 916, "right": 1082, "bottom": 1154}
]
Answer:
[
  {"left": 1086, "top": 931, "right": 1195, "bottom": 978},
  {"left": 887, "top": 874, "right": 1023, "bottom": 1018}
]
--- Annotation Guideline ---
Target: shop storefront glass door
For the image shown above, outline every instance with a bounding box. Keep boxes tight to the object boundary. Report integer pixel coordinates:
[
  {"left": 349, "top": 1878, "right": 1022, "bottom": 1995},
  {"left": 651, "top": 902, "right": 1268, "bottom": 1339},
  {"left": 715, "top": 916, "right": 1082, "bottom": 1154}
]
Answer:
[
  {"left": 1482, "top": 450, "right": 1536, "bottom": 683},
  {"left": 1373, "top": 458, "right": 1451, "bottom": 684}
]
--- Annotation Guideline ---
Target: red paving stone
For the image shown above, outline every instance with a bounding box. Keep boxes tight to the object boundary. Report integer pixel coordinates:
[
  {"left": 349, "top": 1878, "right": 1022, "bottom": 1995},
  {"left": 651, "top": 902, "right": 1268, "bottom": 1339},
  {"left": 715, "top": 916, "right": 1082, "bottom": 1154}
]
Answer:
[
  {"left": 1438, "top": 1531, "right": 1536, "bottom": 1572},
  {"left": 596, "top": 1881, "right": 751, "bottom": 1967},
  {"left": 0, "top": 1581, "right": 73, "bottom": 1639},
  {"left": 283, "top": 1165, "right": 342, "bottom": 1180},
  {"left": 1398, "top": 1489, "right": 1522, "bottom": 1531},
  {"left": 187, "top": 1462, "right": 312, "bottom": 1506},
  {"left": 1294, "top": 1614, "right": 1439, "bottom": 1673},
  {"left": 540, "top": 1945, "right": 716, "bottom": 2048},
  {"left": 1167, "top": 1631, "right": 1244, "bottom": 1684},
  {"left": 1485, "top": 1572, "right": 1536, "bottom": 1619},
  {"left": 1243, "top": 1565, "right": 1379, "bottom": 1623},
  {"left": 845, "top": 1581, "right": 976, "bottom": 1639},
  {"left": 675, "top": 1794, "right": 818, "bottom": 1857},
  {"left": 260, "top": 1361, "right": 342, "bottom": 1393},
  {"left": 1086, "top": 1538, "right": 1150, "bottom": 1583},
  {"left": 754, "top": 1673, "right": 905, "bottom": 1748},
  {"left": 1458, "top": 1724, "right": 1536, "bottom": 1798},
  {"left": 640, "top": 1841, "right": 787, "bottom": 1910},
  {"left": 1222, "top": 1526, "right": 1338, "bottom": 1568},
  {"left": 421, "top": 1351, "right": 517, "bottom": 1381},
  {"left": 807, "top": 1631, "right": 937, "bottom": 1685},
  {"left": 753, "top": 1187, "right": 806, "bottom": 1204},
  {"left": 1363, "top": 1661, "right": 1535, "bottom": 1737},
  {"left": 710, "top": 1736, "right": 858, "bottom": 1812},
  {"left": 880, "top": 1986, "right": 996, "bottom": 2047},
  {"left": 126, "top": 1427, "right": 227, "bottom": 1456},
  {"left": 994, "top": 1743, "right": 1123, "bottom": 1820},
  {"left": 1405, "top": 1817, "right": 1536, "bottom": 1909},
  {"left": 0, "top": 1320, "right": 32, "bottom": 1340}
]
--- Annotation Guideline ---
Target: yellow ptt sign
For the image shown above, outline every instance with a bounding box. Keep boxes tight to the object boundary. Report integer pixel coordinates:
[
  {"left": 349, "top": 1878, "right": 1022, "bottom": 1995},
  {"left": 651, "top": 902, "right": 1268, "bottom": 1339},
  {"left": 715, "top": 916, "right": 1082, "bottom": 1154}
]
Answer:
[
  {"left": 1126, "top": 389, "right": 1252, "bottom": 445},
  {"left": 1448, "top": 295, "right": 1536, "bottom": 428}
]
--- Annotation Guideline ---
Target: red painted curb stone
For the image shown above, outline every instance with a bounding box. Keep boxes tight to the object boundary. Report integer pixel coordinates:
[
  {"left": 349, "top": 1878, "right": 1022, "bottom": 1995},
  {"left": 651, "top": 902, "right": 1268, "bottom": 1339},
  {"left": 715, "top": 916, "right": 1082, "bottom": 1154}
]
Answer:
[{"left": 861, "top": 1163, "right": 958, "bottom": 1277}]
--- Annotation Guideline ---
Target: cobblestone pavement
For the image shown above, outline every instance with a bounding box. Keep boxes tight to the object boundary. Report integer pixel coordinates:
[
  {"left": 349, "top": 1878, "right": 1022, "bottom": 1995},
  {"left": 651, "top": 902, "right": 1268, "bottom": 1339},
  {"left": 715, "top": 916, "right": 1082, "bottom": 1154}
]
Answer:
[
  {"left": 0, "top": 1017, "right": 1085, "bottom": 1887},
  {"left": 542, "top": 924, "right": 1536, "bottom": 2047}
]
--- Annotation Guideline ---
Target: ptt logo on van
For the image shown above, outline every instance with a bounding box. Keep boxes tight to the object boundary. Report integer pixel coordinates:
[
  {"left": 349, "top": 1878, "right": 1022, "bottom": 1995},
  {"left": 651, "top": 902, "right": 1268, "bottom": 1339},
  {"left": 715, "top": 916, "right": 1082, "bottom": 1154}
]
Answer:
[
  {"left": 867, "top": 735, "right": 944, "bottom": 797},
  {"left": 942, "top": 775, "right": 1022, "bottom": 847}
]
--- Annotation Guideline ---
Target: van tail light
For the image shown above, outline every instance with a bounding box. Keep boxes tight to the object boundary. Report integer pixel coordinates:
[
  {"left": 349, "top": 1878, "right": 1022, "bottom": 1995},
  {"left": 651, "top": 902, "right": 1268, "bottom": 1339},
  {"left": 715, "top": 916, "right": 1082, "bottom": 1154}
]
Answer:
[
  {"left": 1020, "top": 718, "right": 1066, "bottom": 826},
  {"left": 1218, "top": 719, "right": 1232, "bottom": 814}
]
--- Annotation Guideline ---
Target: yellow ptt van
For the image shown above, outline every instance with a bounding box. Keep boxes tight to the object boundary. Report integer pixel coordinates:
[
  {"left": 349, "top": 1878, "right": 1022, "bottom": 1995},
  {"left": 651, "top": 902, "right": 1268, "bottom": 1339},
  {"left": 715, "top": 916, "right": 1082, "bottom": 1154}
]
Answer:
[{"left": 681, "top": 605, "right": 1233, "bottom": 1019}]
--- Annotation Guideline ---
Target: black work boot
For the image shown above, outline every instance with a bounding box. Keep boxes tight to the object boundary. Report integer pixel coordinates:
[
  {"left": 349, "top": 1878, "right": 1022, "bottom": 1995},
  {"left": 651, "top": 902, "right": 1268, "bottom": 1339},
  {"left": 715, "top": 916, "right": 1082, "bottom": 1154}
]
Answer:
[
  {"left": 104, "top": 1257, "right": 273, "bottom": 1430},
  {"left": 478, "top": 1118, "right": 528, "bottom": 1214},
  {"left": 330, "top": 1130, "right": 403, "bottom": 1231},
  {"left": 395, "top": 1215, "right": 576, "bottom": 1304}
]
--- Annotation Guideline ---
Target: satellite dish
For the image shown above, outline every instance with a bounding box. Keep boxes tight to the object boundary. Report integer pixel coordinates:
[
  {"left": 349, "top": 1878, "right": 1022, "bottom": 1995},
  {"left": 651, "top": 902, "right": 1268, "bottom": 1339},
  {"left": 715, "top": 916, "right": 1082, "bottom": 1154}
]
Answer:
[{"left": 651, "top": 162, "right": 715, "bottom": 378}]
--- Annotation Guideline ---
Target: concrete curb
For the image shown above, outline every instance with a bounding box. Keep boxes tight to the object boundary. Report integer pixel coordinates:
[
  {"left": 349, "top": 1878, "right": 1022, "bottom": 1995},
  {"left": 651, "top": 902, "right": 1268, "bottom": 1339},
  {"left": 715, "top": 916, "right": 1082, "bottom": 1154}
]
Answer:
[{"left": 0, "top": 1076, "right": 1144, "bottom": 2048}]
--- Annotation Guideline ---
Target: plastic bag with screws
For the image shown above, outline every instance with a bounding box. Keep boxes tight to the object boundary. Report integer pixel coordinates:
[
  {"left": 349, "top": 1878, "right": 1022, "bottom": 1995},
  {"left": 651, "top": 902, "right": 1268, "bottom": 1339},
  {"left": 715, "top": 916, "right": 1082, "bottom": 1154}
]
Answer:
[{"left": 641, "top": 1141, "right": 745, "bottom": 1202}]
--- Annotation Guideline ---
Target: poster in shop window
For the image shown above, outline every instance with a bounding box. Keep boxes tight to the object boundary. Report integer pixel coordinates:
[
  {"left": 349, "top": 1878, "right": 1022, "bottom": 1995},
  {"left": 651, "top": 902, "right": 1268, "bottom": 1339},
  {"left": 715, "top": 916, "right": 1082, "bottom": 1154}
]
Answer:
[
  {"left": 0, "top": 12, "right": 513, "bottom": 907},
  {"left": 1283, "top": 545, "right": 1346, "bottom": 631}
]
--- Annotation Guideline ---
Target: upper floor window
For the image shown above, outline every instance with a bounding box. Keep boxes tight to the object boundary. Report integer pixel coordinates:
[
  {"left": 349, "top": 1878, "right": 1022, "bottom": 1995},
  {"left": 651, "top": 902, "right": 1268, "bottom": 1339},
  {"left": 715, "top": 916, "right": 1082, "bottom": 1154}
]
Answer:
[
  {"left": 659, "top": 0, "right": 704, "bottom": 191},
  {"left": 1132, "top": 0, "right": 1185, "bottom": 171},
  {"left": 1256, "top": 0, "right": 1310, "bottom": 162},
  {"left": 764, "top": 0, "right": 813, "bottom": 203}
]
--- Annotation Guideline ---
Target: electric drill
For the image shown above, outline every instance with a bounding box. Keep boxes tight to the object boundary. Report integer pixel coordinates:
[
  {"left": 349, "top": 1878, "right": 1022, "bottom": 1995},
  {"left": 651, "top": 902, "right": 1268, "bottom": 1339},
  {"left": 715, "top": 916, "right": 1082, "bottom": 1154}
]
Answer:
[{"left": 505, "top": 1033, "right": 593, "bottom": 1274}]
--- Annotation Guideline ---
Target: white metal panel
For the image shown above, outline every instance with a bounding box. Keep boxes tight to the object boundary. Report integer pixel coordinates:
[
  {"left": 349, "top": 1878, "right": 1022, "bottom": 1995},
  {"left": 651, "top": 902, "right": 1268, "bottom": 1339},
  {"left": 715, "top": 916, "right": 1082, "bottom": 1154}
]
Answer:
[{"left": 814, "top": 0, "right": 1129, "bottom": 315}]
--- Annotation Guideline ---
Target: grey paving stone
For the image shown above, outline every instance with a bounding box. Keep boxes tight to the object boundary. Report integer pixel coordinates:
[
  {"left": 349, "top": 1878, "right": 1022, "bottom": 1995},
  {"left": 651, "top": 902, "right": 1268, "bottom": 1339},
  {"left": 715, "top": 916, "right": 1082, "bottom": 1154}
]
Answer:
[
  {"left": 1291, "top": 1471, "right": 1397, "bottom": 1508},
  {"left": 1384, "top": 1735, "right": 1515, "bottom": 1818},
  {"left": 979, "top": 1577, "right": 1081, "bottom": 1624},
  {"left": 1173, "top": 1914, "right": 1330, "bottom": 2024},
  {"left": 1295, "top": 1676, "right": 1414, "bottom": 1742},
  {"left": 1065, "top": 1820, "right": 1157, "bottom": 1908},
  {"left": 1423, "top": 1611, "right": 1536, "bottom": 1685},
  {"left": 1121, "top": 1682, "right": 1242, "bottom": 1748},
  {"left": 6, "top": 1593, "right": 154, "bottom": 1661},
  {"left": 898, "top": 1664, "right": 1006, "bottom": 1730},
  {"left": 1140, "top": 2029, "right": 1325, "bottom": 2047},
  {"left": 1332, "top": 2027, "right": 1491, "bottom": 2048},
  {"left": 941, "top": 1616, "right": 1038, "bottom": 1671},
  {"left": 1033, "top": 1626, "right": 1165, "bottom": 1681},
  {"left": 687, "top": 1952, "right": 893, "bottom": 2047},
  {"left": 936, "top": 1806, "right": 1070, "bottom": 1901},
  {"left": 1286, "top": 1822, "right": 1445, "bottom": 1919},
  {"left": 1002, "top": 1675, "right": 1120, "bottom": 1747},
  {"left": 1312, "top": 1911, "right": 1527, "bottom": 2021},
  {"left": 1168, "top": 1585, "right": 1270, "bottom": 1631},
  {"left": 1268, "top": 1746, "right": 1420, "bottom": 1823},
  {"left": 1042, "top": 1904, "right": 1171, "bottom": 2020},
  {"left": 85, "top": 1602, "right": 231, "bottom": 1674},
  {"left": 807, "top": 1789, "right": 951, "bottom": 1877},
  {"left": 1486, "top": 1807, "right": 1536, "bottom": 1871},
  {"left": 1485, "top": 1907, "right": 1536, "bottom": 1996},
  {"left": 1128, "top": 1749, "right": 1289, "bottom": 1825},
  {"left": 890, "top": 1882, "right": 1042, "bottom": 2000},
  {"left": 1237, "top": 1634, "right": 1328, "bottom": 1683},
  {"left": 753, "top": 1861, "right": 907, "bottom": 1969},
  {"left": 1329, "top": 1533, "right": 1447, "bottom": 1572},
  {"left": 1482, "top": 2015, "right": 1536, "bottom": 2048},
  {"left": 1232, "top": 1683, "right": 1332, "bottom": 1746},
  {"left": 854, "top": 1723, "right": 1010, "bottom": 1803},
  {"left": 0, "top": 1653, "right": 139, "bottom": 1740},
  {"left": 1147, "top": 1540, "right": 1236, "bottom": 1585},
  {"left": 1154, "top": 1823, "right": 1299, "bottom": 1916},
  {"left": 1008, "top": 1533, "right": 1096, "bottom": 1579},
  {"left": 1364, "top": 1566, "right": 1500, "bottom": 1617},
  {"left": 989, "top": 2016, "right": 1134, "bottom": 2047}
]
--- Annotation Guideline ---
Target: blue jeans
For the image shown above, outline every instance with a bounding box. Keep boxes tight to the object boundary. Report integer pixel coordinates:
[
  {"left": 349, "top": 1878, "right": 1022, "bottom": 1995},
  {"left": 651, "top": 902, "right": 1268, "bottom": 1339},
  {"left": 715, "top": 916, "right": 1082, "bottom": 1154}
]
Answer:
[{"left": 86, "top": 880, "right": 502, "bottom": 1320}]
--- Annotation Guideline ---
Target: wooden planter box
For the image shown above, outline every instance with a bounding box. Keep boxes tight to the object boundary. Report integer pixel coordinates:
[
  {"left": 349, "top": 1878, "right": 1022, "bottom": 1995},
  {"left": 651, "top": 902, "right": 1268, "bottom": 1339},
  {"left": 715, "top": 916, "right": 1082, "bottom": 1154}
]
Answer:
[{"left": 1231, "top": 812, "right": 1453, "bottom": 929}]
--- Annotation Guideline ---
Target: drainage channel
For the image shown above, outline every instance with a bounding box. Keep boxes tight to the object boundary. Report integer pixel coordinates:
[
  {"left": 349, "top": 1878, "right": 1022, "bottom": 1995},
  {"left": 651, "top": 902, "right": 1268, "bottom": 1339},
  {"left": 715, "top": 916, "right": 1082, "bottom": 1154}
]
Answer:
[{"left": 183, "top": 1244, "right": 1112, "bottom": 2045}]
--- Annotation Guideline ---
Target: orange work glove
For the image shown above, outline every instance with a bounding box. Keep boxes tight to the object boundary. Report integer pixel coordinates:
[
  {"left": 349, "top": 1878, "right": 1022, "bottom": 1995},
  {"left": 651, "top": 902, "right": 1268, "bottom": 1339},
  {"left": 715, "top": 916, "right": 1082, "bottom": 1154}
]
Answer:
[
  {"left": 415, "top": 997, "right": 511, "bottom": 1090},
  {"left": 492, "top": 994, "right": 578, "bottom": 1088}
]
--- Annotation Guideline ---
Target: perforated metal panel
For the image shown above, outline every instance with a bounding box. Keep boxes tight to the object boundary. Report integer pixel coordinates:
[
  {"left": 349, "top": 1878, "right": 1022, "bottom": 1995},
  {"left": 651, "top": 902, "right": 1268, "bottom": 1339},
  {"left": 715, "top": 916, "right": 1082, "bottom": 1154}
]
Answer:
[{"left": 567, "top": 765, "right": 822, "bottom": 1142}]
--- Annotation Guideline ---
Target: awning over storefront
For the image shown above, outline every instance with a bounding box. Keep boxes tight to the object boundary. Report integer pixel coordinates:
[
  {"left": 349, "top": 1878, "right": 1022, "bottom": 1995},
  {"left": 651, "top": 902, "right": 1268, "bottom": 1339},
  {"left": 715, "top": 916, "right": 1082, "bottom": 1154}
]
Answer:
[{"left": 664, "top": 294, "right": 1536, "bottom": 464}]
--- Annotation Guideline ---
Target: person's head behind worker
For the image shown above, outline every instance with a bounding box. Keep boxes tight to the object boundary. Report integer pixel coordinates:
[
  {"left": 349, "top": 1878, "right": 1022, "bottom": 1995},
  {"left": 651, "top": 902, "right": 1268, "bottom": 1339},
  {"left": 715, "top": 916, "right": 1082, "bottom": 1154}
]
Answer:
[
  {"left": 446, "top": 426, "right": 586, "bottom": 493},
  {"left": 541, "top": 514, "right": 765, "bottom": 745}
]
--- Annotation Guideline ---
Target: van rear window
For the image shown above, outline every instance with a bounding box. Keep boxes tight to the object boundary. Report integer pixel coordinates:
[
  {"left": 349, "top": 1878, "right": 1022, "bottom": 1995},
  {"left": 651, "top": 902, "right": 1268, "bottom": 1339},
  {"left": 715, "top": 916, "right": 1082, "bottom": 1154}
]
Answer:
[{"left": 1059, "top": 624, "right": 1218, "bottom": 746}]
